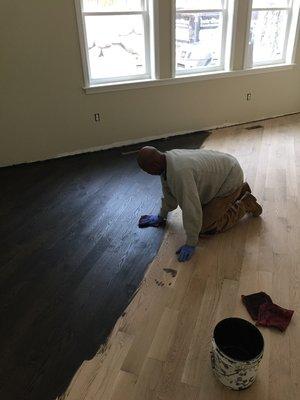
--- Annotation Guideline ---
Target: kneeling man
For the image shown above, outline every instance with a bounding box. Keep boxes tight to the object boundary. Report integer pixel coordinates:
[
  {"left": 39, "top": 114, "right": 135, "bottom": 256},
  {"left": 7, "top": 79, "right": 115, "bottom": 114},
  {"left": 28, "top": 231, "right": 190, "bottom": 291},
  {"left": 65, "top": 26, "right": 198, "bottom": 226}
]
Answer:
[{"left": 138, "top": 146, "right": 262, "bottom": 262}]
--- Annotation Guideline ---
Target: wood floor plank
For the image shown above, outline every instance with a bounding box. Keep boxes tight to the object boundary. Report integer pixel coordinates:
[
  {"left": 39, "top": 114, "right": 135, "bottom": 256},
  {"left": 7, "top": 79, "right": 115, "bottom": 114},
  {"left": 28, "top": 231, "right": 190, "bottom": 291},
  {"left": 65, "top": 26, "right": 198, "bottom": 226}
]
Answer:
[
  {"left": 110, "top": 371, "right": 137, "bottom": 400},
  {"left": 60, "top": 331, "right": 134, "bottom": 400},
  {"left": 131, "top": 358, "right": 163, "bottom": 400},
  {"left": 153, "top": 276, "right": 207, "bottom": 399},
  {"left": 147, "top": 307, "right": 179, "bottom": 362},
  {"left": 182, "top": 278, "right": 239, "bottom": 388}
]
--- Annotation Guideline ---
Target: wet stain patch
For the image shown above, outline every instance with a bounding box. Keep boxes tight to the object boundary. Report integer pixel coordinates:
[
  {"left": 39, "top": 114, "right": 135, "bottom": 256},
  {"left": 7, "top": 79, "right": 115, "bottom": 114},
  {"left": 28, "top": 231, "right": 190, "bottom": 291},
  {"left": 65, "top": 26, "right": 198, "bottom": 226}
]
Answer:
[{"left": 163, "top": 268, "right": 177, "bottom": 278}]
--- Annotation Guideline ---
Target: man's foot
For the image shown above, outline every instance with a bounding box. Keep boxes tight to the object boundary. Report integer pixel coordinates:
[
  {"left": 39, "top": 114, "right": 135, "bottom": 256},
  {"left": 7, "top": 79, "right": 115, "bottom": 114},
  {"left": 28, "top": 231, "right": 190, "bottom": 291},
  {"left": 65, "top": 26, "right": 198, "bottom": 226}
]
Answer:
[
  {"left": 238, "top": 182, "right": 252, "bottom": 200},
  {"left": 240, "top": 192, "right": 262, "bottom": 217}
]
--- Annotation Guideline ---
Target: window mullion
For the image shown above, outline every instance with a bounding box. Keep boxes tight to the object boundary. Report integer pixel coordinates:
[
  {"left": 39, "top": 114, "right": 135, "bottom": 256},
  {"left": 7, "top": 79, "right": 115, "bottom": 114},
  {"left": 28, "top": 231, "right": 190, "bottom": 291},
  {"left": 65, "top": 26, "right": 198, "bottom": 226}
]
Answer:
[
  {"left": 76, "top": 1, "right": 92, "bottom": 87},
  {"left": 220, "top": 9, "right": 228, "bottom": 69},
  {"left": 242, "top": 0, "right": 254, "bottom": 69},
  {"left": 224, "top": 0, "right": 238, "bottom": 70},
  {"left": 149, "top": 0, "right": 160, "bottom": 79},
  {"left": 286, "top": 0, "right": 300, "bottom": 62},
  {"left": 141, "top": 0, "right": 147, "bottom": 11},
  {"left": 142, "top": 9, "right": 151, "bottom": 78},
  {"left": 156, "top": 0, "right": 173, "bottom": 79},
  {"left": 281, "top": 6, "right": 294, "bottom": 60}
]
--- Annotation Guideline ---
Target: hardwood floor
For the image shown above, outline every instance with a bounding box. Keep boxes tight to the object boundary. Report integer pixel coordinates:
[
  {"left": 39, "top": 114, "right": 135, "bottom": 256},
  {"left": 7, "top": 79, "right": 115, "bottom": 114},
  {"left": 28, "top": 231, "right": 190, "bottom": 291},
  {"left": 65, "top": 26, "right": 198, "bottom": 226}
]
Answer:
[
  {"left": 0, "top": 131, "right": 209, "bottom": 400},
  {"left": 59, "top": 113, "right": 300, "bottom": 400}
]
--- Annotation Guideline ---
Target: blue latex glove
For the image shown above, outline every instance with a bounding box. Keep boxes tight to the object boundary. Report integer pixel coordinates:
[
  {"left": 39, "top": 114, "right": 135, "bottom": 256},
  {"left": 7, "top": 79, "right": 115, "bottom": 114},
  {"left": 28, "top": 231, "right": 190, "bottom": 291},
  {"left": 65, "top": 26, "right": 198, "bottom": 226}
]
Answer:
[
  {"left": 176, "top": 245, "right": 195, "bottom": 262},
  {"left": 138, "top": 214, "right": 166, "bottom": 228}
]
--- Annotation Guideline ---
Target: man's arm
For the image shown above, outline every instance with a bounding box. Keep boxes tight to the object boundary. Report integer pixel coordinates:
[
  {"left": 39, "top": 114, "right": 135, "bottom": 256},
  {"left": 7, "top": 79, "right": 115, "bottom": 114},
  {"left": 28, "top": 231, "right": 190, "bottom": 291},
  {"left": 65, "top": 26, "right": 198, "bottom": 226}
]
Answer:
[
  {"left": 171, "top": 170, "right": 203, "bottom": 247},
  {"left": 138, "top": 177, "right": 176, "bottom": 229},
  {"left": 159, "top": 176, "right": 178, "bottom": 218}
]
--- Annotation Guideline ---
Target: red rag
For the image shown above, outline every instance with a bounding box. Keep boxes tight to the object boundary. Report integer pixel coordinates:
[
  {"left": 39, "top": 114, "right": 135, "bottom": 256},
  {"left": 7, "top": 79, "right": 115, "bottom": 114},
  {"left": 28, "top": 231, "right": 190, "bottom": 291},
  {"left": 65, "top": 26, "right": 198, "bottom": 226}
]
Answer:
[
  {"left": 256, "top": 302, "right": 294, "bottom": 332},
  {"left": 241, "top": 292, "right": 273, "bottom": 321}
]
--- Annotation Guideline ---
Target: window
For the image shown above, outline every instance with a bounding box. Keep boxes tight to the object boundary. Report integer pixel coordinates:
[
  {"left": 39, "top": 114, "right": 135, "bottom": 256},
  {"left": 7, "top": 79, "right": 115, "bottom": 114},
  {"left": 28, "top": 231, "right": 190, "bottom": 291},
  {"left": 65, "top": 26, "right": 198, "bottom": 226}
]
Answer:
[
  {"left": 246, "top": 0, "right": 298, "bottom": 67},
  {"left": 175, "top": 0, "right": 230, "bottom": 75},
  {"left": 76, "top": 0, "right": 152, "bottom": 85},
  {"left": 76, "top": 1, "right": 300, "bottom": 91}
]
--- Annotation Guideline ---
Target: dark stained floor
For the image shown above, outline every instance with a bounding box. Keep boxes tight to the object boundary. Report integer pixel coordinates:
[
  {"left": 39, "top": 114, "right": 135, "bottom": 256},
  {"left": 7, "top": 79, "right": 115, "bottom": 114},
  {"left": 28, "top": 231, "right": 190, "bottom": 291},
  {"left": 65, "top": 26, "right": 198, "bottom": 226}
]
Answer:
[{"left": 0, "top": 131, "right": 209, "bottom": 400}]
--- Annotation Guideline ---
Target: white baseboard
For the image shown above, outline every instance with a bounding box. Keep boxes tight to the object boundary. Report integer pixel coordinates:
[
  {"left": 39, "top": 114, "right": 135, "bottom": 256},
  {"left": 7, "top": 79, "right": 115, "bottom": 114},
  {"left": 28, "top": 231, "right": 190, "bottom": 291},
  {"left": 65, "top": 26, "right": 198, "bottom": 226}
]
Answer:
[{"left": 1, "top": 111, "right": 299, "bottom": 168}]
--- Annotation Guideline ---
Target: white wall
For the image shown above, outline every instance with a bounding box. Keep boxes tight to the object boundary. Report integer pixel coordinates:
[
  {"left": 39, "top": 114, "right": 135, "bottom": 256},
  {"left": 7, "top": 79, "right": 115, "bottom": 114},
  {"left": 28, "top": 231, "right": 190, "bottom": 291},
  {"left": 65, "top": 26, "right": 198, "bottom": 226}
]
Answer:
[{"left": 1, "top": 0, "right": 300, "bottom": 166}]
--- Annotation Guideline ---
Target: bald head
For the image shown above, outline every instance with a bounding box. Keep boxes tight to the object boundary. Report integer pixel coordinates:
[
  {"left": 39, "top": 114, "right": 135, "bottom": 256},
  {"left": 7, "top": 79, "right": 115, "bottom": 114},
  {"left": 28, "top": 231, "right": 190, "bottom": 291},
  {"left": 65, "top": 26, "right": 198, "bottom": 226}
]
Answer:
[{"left": 137, "top": 146, "right": 166, "bottom": 175}]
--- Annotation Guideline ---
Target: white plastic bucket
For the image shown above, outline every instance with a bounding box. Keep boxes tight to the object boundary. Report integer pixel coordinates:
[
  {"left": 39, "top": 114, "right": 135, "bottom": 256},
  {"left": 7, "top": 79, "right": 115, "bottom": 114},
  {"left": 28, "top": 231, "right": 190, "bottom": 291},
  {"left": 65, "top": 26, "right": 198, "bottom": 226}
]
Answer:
[{"left": 211, "top": 318, "right": 264, "bottom": 390}]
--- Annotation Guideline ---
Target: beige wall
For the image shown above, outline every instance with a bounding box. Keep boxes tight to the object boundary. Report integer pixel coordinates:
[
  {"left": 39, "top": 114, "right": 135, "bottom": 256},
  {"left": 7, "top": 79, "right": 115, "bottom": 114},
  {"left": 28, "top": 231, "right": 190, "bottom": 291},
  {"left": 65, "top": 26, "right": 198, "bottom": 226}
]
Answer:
[{"left": 1, "top": 0, "right": 300, "bottom": 167}]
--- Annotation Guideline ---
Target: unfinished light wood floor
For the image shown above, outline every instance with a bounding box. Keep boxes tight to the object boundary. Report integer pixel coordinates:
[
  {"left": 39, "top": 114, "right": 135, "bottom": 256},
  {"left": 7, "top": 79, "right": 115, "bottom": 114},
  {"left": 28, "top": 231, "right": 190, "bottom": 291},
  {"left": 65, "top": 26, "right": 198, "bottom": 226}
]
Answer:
[{"left": 59, "top": 113, "right": 300, "bottom": 400}]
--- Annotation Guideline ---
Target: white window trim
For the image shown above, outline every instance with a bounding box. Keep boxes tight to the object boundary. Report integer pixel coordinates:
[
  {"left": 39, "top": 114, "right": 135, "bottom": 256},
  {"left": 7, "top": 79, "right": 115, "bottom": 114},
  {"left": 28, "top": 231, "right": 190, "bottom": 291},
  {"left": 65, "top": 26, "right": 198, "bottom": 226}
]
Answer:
[
  {"left": 244, "top": 0, "right": 300, "bottom": 69},
  {"left": 225, "top": 0, "right": 238, "bottom": 70},
  {"left": 75, "top": 0, "right": 153, "bottom": 87},
  {"left": 74, "top": 1, "right": 299, "bottom": 93},
  {"left": 172, "top": 0, "right": 232, "bottom": 77},
  {"left": 84, "top": 63, "right": 295, "bottom": 93},
  {"left": 287, "top": 0, "right": 300, "bottom": 61}
]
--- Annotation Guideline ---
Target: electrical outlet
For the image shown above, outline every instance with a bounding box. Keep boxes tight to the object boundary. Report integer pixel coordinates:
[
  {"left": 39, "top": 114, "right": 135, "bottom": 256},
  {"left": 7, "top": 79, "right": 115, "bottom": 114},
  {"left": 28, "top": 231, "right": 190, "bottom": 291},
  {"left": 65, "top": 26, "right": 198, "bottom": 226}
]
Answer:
[
  {"left": 94, "top": 113, "right": 101, "bottom": 122},
  {"left": 246, "top": 92, "right": 252, "bottom": 101}
]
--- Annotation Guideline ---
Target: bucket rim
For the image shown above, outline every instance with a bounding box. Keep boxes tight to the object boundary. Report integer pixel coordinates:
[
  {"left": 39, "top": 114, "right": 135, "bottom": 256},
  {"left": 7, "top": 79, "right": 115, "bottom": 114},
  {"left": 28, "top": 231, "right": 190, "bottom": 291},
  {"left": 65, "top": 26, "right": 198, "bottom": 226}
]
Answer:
[{"left": 213, "top": 317, "right": 264, "bottom": 363}]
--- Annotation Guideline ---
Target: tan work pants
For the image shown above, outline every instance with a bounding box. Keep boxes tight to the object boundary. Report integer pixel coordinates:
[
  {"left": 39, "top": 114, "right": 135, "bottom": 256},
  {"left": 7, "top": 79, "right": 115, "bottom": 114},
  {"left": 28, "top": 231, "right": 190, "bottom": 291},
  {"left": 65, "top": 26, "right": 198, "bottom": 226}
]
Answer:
[{"left": 201, "top": 184, "right": 247, "bottom": 234}]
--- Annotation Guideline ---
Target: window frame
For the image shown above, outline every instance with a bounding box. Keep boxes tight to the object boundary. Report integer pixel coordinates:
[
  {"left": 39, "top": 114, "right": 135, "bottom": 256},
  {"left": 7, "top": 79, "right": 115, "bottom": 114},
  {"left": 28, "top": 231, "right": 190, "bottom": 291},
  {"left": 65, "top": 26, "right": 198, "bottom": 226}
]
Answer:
[
  {"left": 74, "top": 0, "right": 300, "bottom": 92},
  {"left": 75, "top": 0, "right": 152, "bottom": 87},
  {"left": 172, "top": 0, "right": 231, "bottom": 77},
  {"left": 244, "top": 0, "right": 296, "bottom": 68}
]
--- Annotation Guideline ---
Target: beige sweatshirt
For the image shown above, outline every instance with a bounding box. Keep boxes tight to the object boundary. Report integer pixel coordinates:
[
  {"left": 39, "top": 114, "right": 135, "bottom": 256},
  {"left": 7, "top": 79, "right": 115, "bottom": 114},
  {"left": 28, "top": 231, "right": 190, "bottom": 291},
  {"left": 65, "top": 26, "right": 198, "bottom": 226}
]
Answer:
[{"left": 159, "top": 149, "right": 244, "bottom": 246}]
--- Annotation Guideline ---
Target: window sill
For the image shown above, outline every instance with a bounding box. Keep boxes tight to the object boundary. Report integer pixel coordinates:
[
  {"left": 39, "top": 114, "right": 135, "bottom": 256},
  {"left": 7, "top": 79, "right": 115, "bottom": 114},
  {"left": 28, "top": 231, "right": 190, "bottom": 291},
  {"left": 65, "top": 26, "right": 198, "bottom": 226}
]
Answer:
[{"left": 84, "top": 63, "right": 296, "bottom": 94}]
